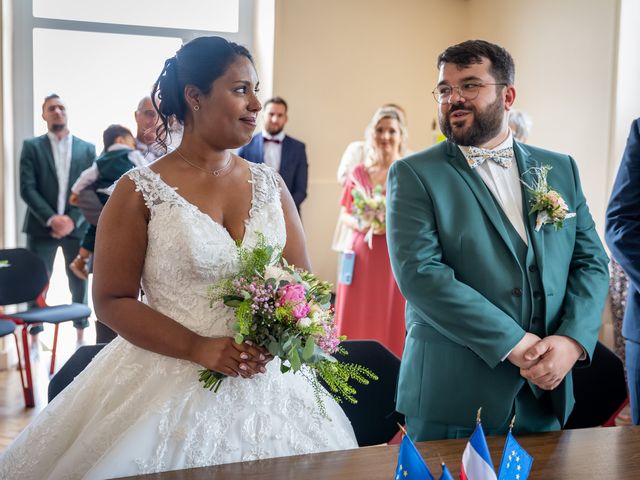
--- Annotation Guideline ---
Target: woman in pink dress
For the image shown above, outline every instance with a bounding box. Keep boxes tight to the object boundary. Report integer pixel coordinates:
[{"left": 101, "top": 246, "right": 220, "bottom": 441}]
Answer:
[{"left": 335, "top": 106, "right": 407, "bottom": 357}]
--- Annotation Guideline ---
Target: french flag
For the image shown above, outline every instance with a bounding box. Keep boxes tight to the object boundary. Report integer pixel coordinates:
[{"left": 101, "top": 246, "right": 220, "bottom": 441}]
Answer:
[{"left": 460, "top": 423, "right": 497, "bottom": 480}]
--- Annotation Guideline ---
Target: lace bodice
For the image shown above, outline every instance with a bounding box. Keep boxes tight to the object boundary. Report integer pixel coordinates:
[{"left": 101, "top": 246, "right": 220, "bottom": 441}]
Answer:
[{"left": 128, "top": 162, "right": 286, "bottom": 337}]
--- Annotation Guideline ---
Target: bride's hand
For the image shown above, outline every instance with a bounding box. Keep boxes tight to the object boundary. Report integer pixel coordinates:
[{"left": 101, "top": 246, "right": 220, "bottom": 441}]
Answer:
[{"left": 193, "top": 336, "right": 270, "bottom": 379}]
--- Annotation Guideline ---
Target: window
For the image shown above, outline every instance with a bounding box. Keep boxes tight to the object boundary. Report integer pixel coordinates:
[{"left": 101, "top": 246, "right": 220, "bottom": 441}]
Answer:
[
  {"left": 32, "top": 29, "right": 182, "bottom": 147},
  {"left": 33, "top": 0, "right": 240, "bottom": 33}
]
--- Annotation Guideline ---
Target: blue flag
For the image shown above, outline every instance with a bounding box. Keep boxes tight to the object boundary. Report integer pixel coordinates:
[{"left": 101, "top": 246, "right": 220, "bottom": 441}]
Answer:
[
  {"left": 394, "top": 434, "right": 434, "bottom": 480},
  {"left": 497, "top": 431, "right": 533, "bottom": 480},
  {"left": 439, "top": 462, "right": 454, "bottom": 480}
]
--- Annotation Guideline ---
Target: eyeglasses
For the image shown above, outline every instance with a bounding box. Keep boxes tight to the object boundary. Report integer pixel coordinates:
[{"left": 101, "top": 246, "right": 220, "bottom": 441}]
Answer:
[{"left": 431, "top": 82, "right": 507, "bottom": 104}]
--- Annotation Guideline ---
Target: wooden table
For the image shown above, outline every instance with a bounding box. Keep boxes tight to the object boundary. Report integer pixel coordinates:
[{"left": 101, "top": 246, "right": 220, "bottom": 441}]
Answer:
[{"left": 119, "top": 426, "right": 640, "bottom": 479}]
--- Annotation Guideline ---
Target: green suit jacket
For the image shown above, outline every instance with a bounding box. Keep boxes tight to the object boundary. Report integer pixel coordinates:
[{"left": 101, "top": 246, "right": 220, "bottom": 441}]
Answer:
[
  {"left": 386, "top": 140, "right": 609, "bottom": 429},
  {"left": 20, "top": 134, "right": 96, "bottom": 239}
]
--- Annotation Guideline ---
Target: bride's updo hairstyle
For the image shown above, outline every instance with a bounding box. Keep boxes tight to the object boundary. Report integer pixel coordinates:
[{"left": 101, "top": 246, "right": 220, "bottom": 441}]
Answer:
[{"left": 151, "top": 36, "right": 253, "bottom": 147}]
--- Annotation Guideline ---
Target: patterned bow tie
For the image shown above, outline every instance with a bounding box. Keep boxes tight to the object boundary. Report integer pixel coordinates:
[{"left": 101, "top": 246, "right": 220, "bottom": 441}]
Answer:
[
  {"left": 264, "top": 138, "right": 281, "bottom": 144},
  {"left": 466, "top": 146, "right": 514, "bottom": 169}
]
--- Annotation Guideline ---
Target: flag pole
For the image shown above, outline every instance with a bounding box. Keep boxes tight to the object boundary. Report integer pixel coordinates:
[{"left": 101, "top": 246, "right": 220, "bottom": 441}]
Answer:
[
  {"left": 509, "top": 415, "right": 516, "bottom": 432},
  {"left": 397, "top": 423, "right": 407, "bottom": 438}
]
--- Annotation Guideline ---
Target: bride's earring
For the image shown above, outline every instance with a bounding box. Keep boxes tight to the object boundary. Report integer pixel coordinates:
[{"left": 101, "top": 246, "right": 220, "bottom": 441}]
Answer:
[{"left": 193, "top": 104, "right": 200, "bottom": 111}]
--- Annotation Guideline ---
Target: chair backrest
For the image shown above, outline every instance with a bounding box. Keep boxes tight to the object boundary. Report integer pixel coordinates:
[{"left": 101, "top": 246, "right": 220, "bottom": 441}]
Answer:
[
  {"left": 326, "top": 340, "right": 405, "bottom": 446},
  {"left": 0, "top": 248, "right": 49, "bottom": 305},
  {"left": 565, "top": 341, "right": 628, "bottom": 429},
  {"left": 48, "top": 344, "right": 107, "bottom": 402},
  {"left": 0, "top": 319, "right": 16, "bottom": 337}
]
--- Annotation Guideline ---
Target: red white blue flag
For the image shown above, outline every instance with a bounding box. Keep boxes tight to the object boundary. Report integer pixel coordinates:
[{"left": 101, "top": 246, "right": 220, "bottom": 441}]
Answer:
[{"left": 460, "top": 423, "right": 497, "bottom": 480}]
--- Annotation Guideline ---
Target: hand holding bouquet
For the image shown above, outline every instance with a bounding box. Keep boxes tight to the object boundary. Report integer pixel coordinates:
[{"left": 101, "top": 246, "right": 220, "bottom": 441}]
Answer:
[
  {"left": 351, "top": 184, "right": 386, "bottom": 248},
  {"left": 200, "top": 235, "right": 377, "bottom": 414}
]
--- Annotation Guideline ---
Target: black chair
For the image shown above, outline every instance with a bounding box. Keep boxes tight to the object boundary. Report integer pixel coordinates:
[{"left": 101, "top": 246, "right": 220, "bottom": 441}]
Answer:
[
  {"left": 565, "top": 341, "right": 628, "bottom": 429},
  {"left": 48, "top": 344, "right": 106, "bottom": 402},
  {"left": 327, "top": 340, "right": 404, "bottom": 446},
  {"left": 0, "top": 248, "right": 92, "bottom": 407}
]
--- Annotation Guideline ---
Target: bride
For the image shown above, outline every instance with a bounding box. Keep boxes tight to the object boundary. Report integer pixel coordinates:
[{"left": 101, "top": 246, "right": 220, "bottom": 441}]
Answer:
[{"left": 0, "top": 36, "right": 357, "bottom": 479}]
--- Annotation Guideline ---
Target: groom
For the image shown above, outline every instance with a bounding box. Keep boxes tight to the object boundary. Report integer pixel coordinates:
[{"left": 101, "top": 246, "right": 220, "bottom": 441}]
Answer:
[{"left": 386, "top": 40, "right": 609, "bottom": 440}]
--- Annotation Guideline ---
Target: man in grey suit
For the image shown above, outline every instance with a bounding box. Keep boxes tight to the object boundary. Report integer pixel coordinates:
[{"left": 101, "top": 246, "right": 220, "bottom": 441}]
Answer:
[{"left": 20, "top": 94, "right": 96, "bottom": 342}]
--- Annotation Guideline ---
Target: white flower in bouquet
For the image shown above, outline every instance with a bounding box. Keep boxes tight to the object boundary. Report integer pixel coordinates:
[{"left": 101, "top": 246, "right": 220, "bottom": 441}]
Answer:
[{"left": 264, "top": 264, "right": 295, "bottom": 284}]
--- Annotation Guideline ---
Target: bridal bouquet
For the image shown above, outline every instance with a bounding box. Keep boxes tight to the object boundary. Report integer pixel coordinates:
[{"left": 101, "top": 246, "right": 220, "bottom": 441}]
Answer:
[
  {"left": 351, "top": 184, "right": 386, "bottom": 248},
  {"left": 200, "top": 235, "right": 377, "bottom": 414}
]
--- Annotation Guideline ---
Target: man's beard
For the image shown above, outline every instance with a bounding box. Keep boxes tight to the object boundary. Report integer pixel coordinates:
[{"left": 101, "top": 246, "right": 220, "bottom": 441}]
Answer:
[
  {"left": 51, "top": 123, "right": 66, "bottom": 133},
  {"left": 265, "top": 125, "right": 283, "bottom": 136},
  {"left": 439, "top": 96, "right": 504, "bottom": 146}
]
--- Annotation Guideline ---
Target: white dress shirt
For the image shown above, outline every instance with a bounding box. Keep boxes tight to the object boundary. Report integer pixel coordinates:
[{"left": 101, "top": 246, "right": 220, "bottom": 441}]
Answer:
[
  {"left": 47, "top": 131, "right": 73, "bottom": 216},
  {"left": 262, "top": 131, "right": 285, "bottom": 172},
  {"left": 459, "top": 132, "right": 528, "bottom": 245}
]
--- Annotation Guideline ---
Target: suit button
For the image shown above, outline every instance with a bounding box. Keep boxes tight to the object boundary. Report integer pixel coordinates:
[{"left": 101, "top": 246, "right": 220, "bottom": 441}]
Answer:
[
  {"left": 528, "top": 265, "right": 538, "bottom": 273},
  {"left": 512, "top": 288, "right": 522, "bottom": 297},
  {"left": 533, "top": 291, "right": 543, "bottom": 299}
]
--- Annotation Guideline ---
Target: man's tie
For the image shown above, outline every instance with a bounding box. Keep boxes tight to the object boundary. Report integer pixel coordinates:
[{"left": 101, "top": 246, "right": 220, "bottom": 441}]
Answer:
[
  {"left": 466, "top": 146, "right": 514, "bottom": 169},
  {"left": 264, "top": 138, "right": 281, "bottom": 144}
]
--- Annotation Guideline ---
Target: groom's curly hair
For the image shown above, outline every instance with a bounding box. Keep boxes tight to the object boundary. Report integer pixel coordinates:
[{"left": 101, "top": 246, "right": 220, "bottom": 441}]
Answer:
[{"left": 437, "top": 40, "right": 515, "bottom": 85}]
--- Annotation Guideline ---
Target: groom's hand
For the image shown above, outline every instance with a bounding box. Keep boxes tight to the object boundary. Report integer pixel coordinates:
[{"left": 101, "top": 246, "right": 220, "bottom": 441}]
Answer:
[
  {"left": 520, "top": 335, "right": 583, "bottom": 390},
  {"left": 507, "top": 332, "right": 542, "bottom": 369}
]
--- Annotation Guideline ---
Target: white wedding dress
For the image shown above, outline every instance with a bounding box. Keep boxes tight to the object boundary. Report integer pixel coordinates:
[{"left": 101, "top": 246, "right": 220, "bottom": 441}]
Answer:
[{"left": 0, "top": 163, "right": 357, "bottom": 479}]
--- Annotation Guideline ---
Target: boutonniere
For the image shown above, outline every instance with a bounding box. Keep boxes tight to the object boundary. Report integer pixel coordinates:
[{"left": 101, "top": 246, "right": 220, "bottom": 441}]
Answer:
[{"left": 521, "top": 165, "right": 575, "bottom": 231}]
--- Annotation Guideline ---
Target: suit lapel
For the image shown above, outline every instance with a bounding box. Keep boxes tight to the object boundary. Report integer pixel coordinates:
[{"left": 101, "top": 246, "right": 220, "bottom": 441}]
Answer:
[
  {"left": 514, "top": 141, "right": 546, "bottom": 275},
  {"left": 40, "top": 135, "right": 58, "bottom": 178},
  {"left": 256, "top": 135, "right": 265, "bottom": 164},
  {"left": 69, "top": 137, "right": 81, "bottom": 187},
  {"left": 446, "top": 141, "right": 518, "bottom": 261},
  {"left": 279, "top": 136, "right": 289, "bottom": 175}
]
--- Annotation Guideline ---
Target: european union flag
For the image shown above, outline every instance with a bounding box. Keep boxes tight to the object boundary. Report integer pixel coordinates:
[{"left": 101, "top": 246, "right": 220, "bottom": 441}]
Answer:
[
  {"left": 439, "top": 462, "right": 454, "bottom": 480},
  {"left": 394, "top": 434, "right": 434, "bottom": 480},
  {"left": 497, "top": 431, "right": 533, "bottom": 480}
]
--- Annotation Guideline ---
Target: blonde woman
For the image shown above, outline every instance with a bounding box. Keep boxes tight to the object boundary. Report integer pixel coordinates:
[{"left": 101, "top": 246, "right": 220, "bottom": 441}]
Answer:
[{"left": 334, "top": 106, "right": 408, "bottom": 356}]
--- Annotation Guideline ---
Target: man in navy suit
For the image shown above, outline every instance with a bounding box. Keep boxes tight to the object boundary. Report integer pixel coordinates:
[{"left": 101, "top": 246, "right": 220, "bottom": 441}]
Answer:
[
  {"left": 19, "top": 94, "right": 96, "bottom": 342},
  {"left": 606, "top": 117, "right": 640, "bottom": 424},
  {"left": 238, "top": 97, "right": 308, "bottom": 211}
]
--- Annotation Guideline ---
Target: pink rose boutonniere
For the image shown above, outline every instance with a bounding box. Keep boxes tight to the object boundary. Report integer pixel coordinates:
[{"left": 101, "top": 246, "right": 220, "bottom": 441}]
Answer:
[{"left": 521, "top": 165, "right": 576, "bottom": 231}]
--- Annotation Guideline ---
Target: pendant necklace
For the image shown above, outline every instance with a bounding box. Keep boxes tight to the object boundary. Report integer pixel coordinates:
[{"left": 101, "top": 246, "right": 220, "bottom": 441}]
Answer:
[{"left": 175, "top": 149, "right": 233, "bottom": 177}]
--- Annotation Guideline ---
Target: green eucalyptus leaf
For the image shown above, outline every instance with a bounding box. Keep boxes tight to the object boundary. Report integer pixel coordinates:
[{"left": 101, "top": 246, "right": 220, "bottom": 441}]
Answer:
[
  {"left": 280, "top": 362, "right": 291, "bottom": 373},
  {"left": 268, "top": 340, "right": 280, "bottom": 356},
  {"left": 289, "top": 347, "right": 302, "bottom": 371},
  {"left": 302, "top": 336, "right": 316, "bottom": 361}
]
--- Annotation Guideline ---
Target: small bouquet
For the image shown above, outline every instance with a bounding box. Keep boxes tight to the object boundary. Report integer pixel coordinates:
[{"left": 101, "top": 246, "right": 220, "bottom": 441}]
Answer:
[
  {"left": 199, "top": 235, "right": 377, "bottom": 415},
  {"left": 521, "top": 165, "right": 575, "bottom": 231},
  {"left": 351, "top": 184, "right": 386, "bottom": 248}
]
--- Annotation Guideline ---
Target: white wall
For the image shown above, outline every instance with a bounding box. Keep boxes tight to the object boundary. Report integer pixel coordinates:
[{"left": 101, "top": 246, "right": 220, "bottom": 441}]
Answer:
[{"left": 610, "top": 0, "right": 640, "bottom": 187}]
